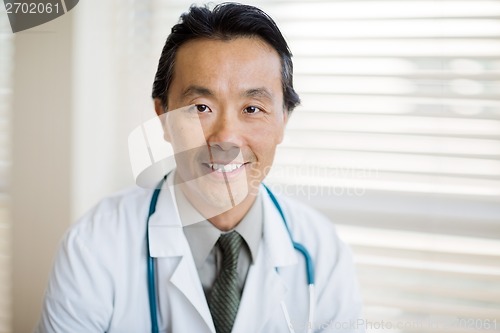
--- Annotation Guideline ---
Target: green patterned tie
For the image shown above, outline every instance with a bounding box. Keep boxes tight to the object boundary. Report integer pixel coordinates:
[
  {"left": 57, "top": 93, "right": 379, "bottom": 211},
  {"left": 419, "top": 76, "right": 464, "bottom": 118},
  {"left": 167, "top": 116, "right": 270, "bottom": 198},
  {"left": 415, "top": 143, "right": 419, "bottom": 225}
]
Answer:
[{"left": 209, "top": 231, "right": 244, "bottom": 333}]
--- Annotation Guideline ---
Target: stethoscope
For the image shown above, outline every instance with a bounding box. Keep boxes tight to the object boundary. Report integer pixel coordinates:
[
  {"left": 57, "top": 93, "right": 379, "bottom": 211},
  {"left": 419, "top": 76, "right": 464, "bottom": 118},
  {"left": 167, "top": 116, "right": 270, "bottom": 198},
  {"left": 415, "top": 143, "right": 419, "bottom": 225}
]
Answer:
[{"left": 146, "top": 177, "right": 315, "bottom": 333}]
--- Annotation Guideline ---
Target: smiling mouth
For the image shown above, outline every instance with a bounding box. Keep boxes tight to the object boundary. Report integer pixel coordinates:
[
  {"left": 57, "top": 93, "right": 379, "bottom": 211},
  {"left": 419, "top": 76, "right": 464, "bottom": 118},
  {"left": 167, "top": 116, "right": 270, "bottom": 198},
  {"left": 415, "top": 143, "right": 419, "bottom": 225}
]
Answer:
[{"left": 207, "top": 162, "right": 247, "bottom": 173}]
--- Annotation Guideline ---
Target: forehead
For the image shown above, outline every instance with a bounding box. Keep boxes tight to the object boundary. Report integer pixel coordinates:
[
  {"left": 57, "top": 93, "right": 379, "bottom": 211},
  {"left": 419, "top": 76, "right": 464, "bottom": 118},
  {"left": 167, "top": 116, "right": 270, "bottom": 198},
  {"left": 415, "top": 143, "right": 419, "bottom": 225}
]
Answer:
[
  {"left": 171, "top": 37, "right": 282, "bottom": 87},
  {"left": 177, "top": 36, "right": 280, "bottom": 64}
]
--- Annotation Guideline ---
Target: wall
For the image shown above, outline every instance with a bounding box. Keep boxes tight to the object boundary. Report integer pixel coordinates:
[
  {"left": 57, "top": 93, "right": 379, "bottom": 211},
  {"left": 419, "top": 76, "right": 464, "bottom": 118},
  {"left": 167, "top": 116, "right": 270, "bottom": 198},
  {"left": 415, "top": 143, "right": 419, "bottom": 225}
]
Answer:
[{"left": 11, "top": 12, "right": 73, "bottom": 333}]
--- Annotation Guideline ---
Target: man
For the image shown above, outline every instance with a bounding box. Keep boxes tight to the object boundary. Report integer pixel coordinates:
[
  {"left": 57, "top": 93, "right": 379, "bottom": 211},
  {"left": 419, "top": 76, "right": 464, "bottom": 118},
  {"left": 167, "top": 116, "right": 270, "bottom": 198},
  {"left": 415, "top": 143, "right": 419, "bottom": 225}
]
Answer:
[{"left": 36, "top": 3, "right": 364, "bottom": 333}]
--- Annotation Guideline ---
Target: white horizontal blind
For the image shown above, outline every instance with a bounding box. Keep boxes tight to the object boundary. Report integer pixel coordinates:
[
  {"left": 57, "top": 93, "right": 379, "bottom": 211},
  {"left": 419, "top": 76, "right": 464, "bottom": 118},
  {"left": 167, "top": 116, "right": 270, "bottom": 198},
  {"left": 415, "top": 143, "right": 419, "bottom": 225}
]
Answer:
[
  {"left": 271, "top": 1, "right": 500, "bottom": 198},
  {"left": 0, "top": 8, "right": 12, "bottom": 333},
  {"left": 148, "top": 1, "right": 500, "bottom": 331},
  {"left": 259, "top": 1, "right": 500, "bottom": 332}
]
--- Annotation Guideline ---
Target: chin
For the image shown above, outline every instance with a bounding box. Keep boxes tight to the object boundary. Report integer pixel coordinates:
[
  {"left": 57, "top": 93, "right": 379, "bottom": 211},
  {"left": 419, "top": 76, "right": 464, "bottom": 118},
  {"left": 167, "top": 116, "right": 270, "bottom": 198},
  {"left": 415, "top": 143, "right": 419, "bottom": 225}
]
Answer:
[{"left": 184, "top": 176, "right": 250, "bottom": 217}]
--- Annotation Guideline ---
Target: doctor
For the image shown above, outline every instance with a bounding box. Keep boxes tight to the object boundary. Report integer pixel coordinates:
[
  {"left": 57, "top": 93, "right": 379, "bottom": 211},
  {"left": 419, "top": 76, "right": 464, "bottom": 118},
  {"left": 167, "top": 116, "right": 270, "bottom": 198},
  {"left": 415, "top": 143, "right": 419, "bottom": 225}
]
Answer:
[{"left": 36, "top": 3, "right": 364, "bottom": 333}]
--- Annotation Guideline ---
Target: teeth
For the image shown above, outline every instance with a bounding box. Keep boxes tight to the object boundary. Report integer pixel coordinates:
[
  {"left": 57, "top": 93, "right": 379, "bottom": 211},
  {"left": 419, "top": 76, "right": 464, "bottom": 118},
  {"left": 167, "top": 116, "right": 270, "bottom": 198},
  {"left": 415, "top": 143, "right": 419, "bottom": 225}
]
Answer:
[{"left": 209, "top": 163, "right": 244, "bottom": 173}]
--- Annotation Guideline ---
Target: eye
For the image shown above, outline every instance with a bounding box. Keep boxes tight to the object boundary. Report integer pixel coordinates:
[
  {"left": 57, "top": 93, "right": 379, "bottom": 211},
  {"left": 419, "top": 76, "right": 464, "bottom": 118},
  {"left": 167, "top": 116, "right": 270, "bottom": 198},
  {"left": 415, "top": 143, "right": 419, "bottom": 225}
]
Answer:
[
  {"left": 195, "top": 104, "right": 211, "bottom": 113},
  {"left": 243, "top": 106, "right": 262, "bottom": 114}
]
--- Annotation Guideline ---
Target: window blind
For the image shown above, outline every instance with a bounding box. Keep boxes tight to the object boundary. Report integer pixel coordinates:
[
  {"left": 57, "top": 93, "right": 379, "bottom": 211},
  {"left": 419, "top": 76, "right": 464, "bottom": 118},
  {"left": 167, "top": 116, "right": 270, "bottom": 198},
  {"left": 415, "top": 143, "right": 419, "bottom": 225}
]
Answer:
[
  {"left": 0, "top": 8, "right": 12, "bottom": 333},
  {"left": 258, "top": 1, "right": 500, "bottom": 331},
  {"left": 130, "top": 0, "right": 500, "bottom": 331}
]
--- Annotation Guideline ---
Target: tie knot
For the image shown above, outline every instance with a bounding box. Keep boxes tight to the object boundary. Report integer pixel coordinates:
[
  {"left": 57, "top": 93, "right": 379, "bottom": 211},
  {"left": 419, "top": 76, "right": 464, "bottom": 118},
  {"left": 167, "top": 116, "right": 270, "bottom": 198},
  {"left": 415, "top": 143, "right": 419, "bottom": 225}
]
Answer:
[{"left": 217, "top": 231, "right": 243, "bottom": 268}]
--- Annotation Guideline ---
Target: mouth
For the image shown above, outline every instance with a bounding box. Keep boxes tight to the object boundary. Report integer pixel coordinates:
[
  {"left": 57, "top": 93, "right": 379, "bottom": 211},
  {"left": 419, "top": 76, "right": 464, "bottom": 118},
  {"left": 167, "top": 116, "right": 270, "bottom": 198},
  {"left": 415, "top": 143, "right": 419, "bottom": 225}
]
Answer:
[{"left": 206, "top": 162, "right": 248, "bottom": 173}]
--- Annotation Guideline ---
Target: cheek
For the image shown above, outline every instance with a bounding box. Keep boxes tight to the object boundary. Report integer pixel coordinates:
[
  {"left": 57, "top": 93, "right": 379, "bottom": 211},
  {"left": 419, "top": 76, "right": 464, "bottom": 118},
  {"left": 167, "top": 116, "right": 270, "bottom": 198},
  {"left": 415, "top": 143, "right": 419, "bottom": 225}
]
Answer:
[
  {"left": 167, "top": 117, "right": 207, "bottom": 152},
  {"left": 275, "top": 126, "right": 285, "bottom": 144},
  {"left": 265, "top": 120, "right": 286, "bottom": 147},
  {"left": 249, "top": 117, "right": 286, "bottom": 154},
  {"left": 163, "top": 125, "right": 172, "bottom": 142},
  {"left": 270, "top": 110, "right": 287, "bottom": 143},
  {"left": 252, "top": 129, "right": 282, "bottom": 160}
]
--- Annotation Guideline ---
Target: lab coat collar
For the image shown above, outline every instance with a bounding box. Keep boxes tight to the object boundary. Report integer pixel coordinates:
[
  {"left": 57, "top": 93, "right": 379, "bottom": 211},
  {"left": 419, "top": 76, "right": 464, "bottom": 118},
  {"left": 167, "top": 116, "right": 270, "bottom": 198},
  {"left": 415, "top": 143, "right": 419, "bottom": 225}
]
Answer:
[
  {"left": 147, "top": 177, "right": 186, "bottom": 258},
  {"left": 148, "top": 183, "right": 297, "bottom": 264},
  {"left": 147, "top": 179, "right": 216, "bottom": 332},
  {"left": 148, "top": 178, "right": 297, "bottom": 265},
  {"left": 259, "top": 185, "right": 298, "bottom": 268}
]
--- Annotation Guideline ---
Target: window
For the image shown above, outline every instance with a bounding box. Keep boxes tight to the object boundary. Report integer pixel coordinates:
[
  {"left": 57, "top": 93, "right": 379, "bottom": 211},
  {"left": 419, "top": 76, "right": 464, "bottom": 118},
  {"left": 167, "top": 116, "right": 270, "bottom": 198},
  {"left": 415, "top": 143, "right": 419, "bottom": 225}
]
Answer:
[{"left": 259, "top": 1, "right": 500, "bottom": 330}]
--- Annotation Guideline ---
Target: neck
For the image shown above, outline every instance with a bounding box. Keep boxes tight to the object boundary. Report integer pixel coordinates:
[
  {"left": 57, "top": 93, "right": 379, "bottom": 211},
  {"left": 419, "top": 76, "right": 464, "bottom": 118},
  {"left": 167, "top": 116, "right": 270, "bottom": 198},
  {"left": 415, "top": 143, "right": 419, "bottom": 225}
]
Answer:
[
  {"left": 207, "top": 193, "right": 257, "bottom": 231},
  {"left": 174, "top": 172, "right": 259, "bottom": 231}
]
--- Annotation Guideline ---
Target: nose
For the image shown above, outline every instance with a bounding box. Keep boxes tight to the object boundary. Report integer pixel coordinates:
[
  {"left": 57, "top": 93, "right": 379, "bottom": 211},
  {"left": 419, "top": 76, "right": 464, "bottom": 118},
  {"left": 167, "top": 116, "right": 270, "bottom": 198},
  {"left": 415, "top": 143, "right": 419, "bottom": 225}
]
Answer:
[{"left": 205, "top": 110, "right": 244, "bottom": 151}]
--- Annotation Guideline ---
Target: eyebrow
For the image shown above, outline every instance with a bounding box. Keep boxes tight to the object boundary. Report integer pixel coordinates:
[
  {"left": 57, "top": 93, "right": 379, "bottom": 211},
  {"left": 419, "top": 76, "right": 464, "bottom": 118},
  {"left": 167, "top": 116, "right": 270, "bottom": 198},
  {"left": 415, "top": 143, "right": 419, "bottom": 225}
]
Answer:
[
  {"left": 181, "top": 85, "right": 214, "bottom": 99},
  {"left": 243, "top": 88, "right": 274, "bottom": 101},
  {"left": 180, "top": 85, "right": 274, "bottom": 102}
]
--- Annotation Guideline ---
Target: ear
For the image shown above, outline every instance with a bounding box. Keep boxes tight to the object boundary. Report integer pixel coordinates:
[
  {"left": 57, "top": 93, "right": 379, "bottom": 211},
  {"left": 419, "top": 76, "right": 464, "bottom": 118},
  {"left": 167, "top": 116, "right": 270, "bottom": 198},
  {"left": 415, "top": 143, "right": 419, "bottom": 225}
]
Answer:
[
  {"left": 283, "top": 109, "right": 289, "bottom": 125},
  {"left": 154, "top": 98, "right": 166, "bottom": 116},
  {"left": 154, "top": 98, "right": 171, "bottom": 142}
]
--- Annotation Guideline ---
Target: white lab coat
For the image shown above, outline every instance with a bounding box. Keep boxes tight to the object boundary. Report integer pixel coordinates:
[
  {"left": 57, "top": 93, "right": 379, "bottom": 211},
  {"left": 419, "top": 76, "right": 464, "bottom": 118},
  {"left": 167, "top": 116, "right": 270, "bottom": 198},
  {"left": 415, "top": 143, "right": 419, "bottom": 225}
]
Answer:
[{"left": 36, "top": 184, "right": 364, "bottom": 333}]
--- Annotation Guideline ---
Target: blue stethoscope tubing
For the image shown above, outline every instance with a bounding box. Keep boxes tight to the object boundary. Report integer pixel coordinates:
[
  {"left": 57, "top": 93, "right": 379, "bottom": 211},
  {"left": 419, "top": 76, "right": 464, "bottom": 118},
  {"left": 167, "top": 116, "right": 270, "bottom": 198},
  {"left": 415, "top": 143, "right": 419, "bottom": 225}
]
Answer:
[{"left": 146, "top": 179, "right": 315, "bottom": 333}]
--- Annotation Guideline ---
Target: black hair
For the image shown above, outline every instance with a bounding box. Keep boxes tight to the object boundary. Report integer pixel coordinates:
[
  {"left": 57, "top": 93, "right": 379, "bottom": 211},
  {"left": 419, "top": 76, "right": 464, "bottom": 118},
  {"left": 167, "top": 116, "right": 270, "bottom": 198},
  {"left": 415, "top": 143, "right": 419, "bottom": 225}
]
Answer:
[{"left": 151, "top": 2, "right": 300, "bottom": 113}]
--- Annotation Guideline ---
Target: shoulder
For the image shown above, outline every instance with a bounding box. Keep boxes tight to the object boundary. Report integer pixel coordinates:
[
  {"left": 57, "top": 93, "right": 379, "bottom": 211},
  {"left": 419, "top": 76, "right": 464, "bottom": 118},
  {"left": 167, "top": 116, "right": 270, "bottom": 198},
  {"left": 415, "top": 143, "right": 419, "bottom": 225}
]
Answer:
[
  {"left": 83, "top": 186, "right": 153, "bottom": 220},
  {"left": 270, "top": 193, "right": 365, "bottom": 327},
  {"left": 41, "top": 187, "right": 155, "bottom": 330},
  {"left": 269, "top": 191, "right": 364, "bottom": 308},
  {"left": 65, "top": 186, "right": 154, "bottom": 248}
]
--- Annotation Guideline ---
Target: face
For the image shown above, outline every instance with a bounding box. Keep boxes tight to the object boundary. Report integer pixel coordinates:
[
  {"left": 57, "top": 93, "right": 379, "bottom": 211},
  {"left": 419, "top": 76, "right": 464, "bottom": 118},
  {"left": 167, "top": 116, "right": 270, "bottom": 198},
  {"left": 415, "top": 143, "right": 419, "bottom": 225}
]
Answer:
[{"left": 156, "top": 37, "right": 287, "bottom": 216}]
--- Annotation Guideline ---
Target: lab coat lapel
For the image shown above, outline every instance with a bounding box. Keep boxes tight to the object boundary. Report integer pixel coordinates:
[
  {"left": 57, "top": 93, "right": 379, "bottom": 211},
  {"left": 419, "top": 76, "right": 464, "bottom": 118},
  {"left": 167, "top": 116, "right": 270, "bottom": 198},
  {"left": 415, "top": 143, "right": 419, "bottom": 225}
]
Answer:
[
  {"left": 148, "top": 186, "right": 216, "bottom": 333},
  {"left": 232, "top": 188, "right": 298, "bottom": 333},
  {"left": 169, "top": 253, "right": 215, "bottom": 332}
]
